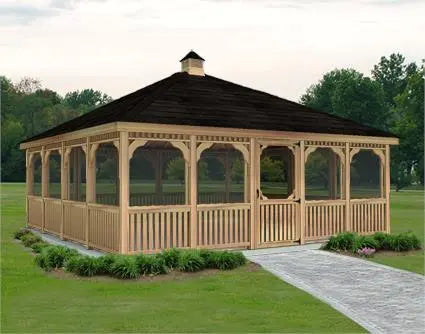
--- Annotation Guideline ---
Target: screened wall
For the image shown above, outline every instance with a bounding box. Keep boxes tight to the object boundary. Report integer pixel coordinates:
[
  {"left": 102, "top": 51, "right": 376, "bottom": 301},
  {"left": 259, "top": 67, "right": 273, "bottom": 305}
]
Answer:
[
  {"left": 95, "top": 143, "right": 119, "bottom": 205},
  {"left": 305, "top": 148, "right": 342, "bottom": 200},
  {"left": 48, "top": 150, "right": 61, "bottom": 199},
  {"left": 351, "top": 150, "right": 382, "bottom": 199},
  {"left": 198, "top": 144, "right": 245, "bottom": 204},
  {"left": 260, "top": 146, "right": 295, "bottom": 199},
  {"left": 68, "top": 147, "right": 86, "bottom": 202},
  {"left": 130, "top": 141, "right": 186, "bottom": 206},
  {"left": 31, "top": 153, "right": 42, "bottom": 196}
]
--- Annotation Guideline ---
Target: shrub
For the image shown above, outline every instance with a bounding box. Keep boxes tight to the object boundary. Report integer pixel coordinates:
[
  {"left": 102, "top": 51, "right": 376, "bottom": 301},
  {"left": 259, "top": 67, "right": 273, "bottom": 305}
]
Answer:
[
  {"left": 199, "top": 249, "right": 215, "bottom": 268},
  {"left": 178, "top": 250, "right": 205, "bottom": 272},
  {"left": 97, "top": 254, "right": 116, "bottom": 275},
  {"left": 14, "top": 228, "right": 31, "bottom": 240},
  {"left": 390, "top": 232, "right": 421, "bottom": 252},
  {"left": 209, "top": 251, "right": 247, "bottom": 270},
  {"left": 110, "top": 256, "right": 140, "bottom": 279},
  {"left": 354, "top": 235, "right": 379, "bottom": 251},
  {"left": 21, "top": 233, "right": 42, "bottom": 248},
  {"left": 136, "top": 254, "right": 168, "bottom": 275},
  {"left": 35, "top": 246, "right": 79, "bottom": 271},
  {"left": 156, "top": 248, "right": 181, "bottom": 269},
  {"left": 31, "top": 242, "right": 49, "bottom": 253},
  {"left": 372, "top": 232, "right": 387, "bottom": 250},
  {"left": 66, "top": 256, "right": 100, "bottom": 277},
  {"left": 322, "top": 232, "right": 357, "bottom": 252}
]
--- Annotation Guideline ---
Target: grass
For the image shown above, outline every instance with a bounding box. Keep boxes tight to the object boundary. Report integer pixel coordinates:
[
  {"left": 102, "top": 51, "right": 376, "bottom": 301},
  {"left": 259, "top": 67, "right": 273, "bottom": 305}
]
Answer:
[
  {"left": 368, "top": 190, "right": 424, "bottom": 274},
  {"left": 1, "top": 183, "right": 363, "bottom": 333}
]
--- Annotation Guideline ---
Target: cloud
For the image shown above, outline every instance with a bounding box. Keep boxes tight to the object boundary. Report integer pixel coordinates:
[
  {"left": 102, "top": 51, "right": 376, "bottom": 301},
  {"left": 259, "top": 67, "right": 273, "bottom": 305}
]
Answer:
[{"left": 0, "top": 4, "right": 59, "bottom": 26}]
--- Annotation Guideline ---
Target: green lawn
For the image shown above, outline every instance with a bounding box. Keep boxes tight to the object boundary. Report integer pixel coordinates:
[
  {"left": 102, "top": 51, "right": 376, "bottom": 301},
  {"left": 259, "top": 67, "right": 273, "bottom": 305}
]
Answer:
[
  {"left": 1, "top": 183, "right": 363, "bottom": 333},
  {"left": 368, "top": 190, "right": 424, "bottom": 274}
]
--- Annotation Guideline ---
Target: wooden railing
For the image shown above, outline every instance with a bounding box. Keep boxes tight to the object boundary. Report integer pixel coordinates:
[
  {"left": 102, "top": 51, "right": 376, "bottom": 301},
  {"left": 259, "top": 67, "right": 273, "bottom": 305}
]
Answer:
[
  {"left": 88, "top": 203, "right": 120, "bottom": 252},
  {"left": 305, "top": 200, "right": 346, "bottom": 240},
  {"left": 351, "top": 198, "right": 386, "bottom": 234},
  {"left": 128, "top": 205, "right": 191, "bottom": 254},
  {"left": 44, "top": 198, "right": 62, "bottom": 234},
  {"left": 63, "top": 200, "right": 86, "bottom": 243},
  {"left": 259, "top": 200, "right": 298, "bottom": 244},
  {"left": 197, "top": 203, "right": 250, "bottom": 249},
  {"left": 28, "top": 196, "right": 43, "bottom": 229}
]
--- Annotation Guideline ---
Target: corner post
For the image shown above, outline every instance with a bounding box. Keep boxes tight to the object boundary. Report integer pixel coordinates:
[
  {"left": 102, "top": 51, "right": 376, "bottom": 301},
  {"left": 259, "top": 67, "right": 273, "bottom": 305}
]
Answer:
[
  {"left": 119, "top": 131, "right": 130, "bottom": 254},
  {"left": 385, "top": 144, "right": 391, "bottom": 233},
  {"left": 299, "top": 141, "right": 306, "bottom": 244},
  {"left": 60, "top": 142, "right": 66, "bottom": 239},
  {"left": 189, "top": 135, "right": 198, "bottom": 248},
  {"left": 345, "top": 142, "right": 351, "bottom": 232},
  {"left": 41, "top": 146, "right": 48, "bottom": 232},
  {"left": 25, "top": 150, "right": 32, "bottom": 227},
  {"left": 249, "top": 138, "right": 257, "bottom": 249}
]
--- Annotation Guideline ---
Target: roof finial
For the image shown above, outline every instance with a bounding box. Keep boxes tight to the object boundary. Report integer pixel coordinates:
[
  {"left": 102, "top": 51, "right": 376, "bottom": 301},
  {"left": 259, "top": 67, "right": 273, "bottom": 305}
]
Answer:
[{"left": 180, "top": 50, "right": 205, "bottom": 76}]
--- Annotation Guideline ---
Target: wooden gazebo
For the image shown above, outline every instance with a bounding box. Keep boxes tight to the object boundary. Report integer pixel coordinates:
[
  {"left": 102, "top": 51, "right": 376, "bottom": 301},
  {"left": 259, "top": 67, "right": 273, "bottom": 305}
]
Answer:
[{"left": 20, "top": 51, "right": 399, "bottom": 254}]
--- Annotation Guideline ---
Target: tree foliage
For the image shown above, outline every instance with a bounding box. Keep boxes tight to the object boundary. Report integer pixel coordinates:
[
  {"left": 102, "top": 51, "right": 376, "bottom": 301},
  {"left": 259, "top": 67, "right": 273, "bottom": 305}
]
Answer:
[{"left": 1, "top": 76, "right": 112, "bottom": 181}]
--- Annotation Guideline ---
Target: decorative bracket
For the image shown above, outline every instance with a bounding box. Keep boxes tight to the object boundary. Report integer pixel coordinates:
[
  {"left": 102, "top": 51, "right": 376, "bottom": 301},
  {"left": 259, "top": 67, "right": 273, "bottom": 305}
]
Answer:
[
  {"left": 330, "top": 147, "right": 345, "bottom": 166},
  {"left": 196, "top": 142, "right": 214, "bottom": 161},
  {"left": 88, "top": 143, "right": 99, "bottom": 168},
  {"left": 372, "top": 148, "right": 386, "bottom": 165},
  {"left": 170, "top": 141, "right": 190, "bottom": 163},
  {"left": 304, "top": 146, "right": 318, "bottom": 163},
  {"left": 128, "top": 139, "right": 148, "bottom": 160},
  {"left": 349, "top": 148, "right": 361, "bottom": 163},
  {"left": 232, "top": 143, "right": 250, "bottom": 163}
]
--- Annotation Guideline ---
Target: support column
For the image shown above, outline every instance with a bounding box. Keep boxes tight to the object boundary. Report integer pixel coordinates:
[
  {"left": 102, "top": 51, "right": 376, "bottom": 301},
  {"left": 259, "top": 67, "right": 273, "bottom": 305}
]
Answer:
[
  {"left": 119, "top": 132, "right": 130, "bottom": 254},
  {"left": 86, "top": 140, "right": 96, "bottom": 203},
  {"left": 224, "top": 151, "right": 230, "bottom": 202},
  {"left": 60, "top": 143, "right": 66, "bottom": 239},
  {"left": 329, "top": 152, "right": 338, "bottom": 199},
  {"left": 345, "top": 142, "right": 351, "bottom": 232},
  {"left": 185, "top": 163, "right": 190, "bottom": 204},
  {"left": 249, "top": 138, "right": 257, "bottom": 249},
  {"left": 299, "top": 141, "right": 306, "bottom": 244},
  {"left": 41, "top": 146, "right": 48, "bottom": 232},
  {"left": 26, "top": 151, "right": 31, "bottom": 226},
  {"left": 385, "top": 144, "right": 391, "bottom": 233},
  {"left": 243, "top": 161, "right": 249, "bottom": 203},
  {"left": 189, "top": 135, "right": 198, "bottom": 248}
]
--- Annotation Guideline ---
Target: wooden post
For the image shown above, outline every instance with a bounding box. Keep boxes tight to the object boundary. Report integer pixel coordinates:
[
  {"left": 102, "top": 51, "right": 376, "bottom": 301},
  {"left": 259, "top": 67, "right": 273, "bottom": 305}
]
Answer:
[
  {"left": 224, "top": 151, "right": 230, "bottom": 202},
  {"left": 249, "top": 138, "right": 257, "bottom": 249},
  {"left": 385, "top": 144, "right": 391, "bottom": 233},
  {"left": 118, "top": 132, "right": 130, "bottom": 254},
  {"left": 299, "top": 141, "right": 306, "bottom": 244},
  {"left": 26, "top": 150, "right": 31, "bottom": 226},
  {"left": 244, "top": 161, "right": 249, "bottom": 203},
  {"left": 190, "top": 135, "right": 198, "bottom": 248},
  {"left": 41, "top": 146, "right": 48, "bottom": 232},
  {"left": 345, "top": 142, "right": 351, "bottom": 232},
  {"left": 60, "top": 142, "right": 66, "bottom": 239},
  {"left": 329, "top": 152, "right": 338, "bottom": 199},
  {"left": 185, "top": 163, "right": 190, "bottom": 204}
]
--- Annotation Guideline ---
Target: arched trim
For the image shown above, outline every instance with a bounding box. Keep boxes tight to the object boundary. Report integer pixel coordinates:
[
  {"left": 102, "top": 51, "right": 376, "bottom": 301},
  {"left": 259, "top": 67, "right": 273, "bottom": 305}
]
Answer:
[
  {"left": 197, "top": 142, "right": 214, "bottom": 161},
  {"left": 372, "top": 148, "right": 385, "bottom": 165},
  {"left": 128, "top": 139, "right": 148, "bottom": 160},
  {"left": 232, "top": 143, "right": 249, "bottom": 163},
  {"left": 304, "top": 146, "right": 318, "bottom": 163},
  {"left": 331, "top": 147, "right": 345, "bottom": 166},
  {"left": 170, "top": 141, "right": 190, "bottom": 163},
  {"left": 349, "top": 148, "right": 361, "bottom": 163},
  {"left": 88, "top": 143, "right": 99, "bottom": 167}
]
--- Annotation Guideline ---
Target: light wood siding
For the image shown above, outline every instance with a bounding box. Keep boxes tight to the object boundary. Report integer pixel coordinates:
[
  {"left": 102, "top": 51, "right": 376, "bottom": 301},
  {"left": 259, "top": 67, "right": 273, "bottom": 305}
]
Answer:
[
  {"left": 88, "top": 204, "right": 120, "bottom": 252},
  {"left": 44, "top": 198, "right": 62, "bottom": 234},
  {"left": 196, "top": 203, "right": 250, "bottom": 249},
  {"left": 351, "top": 199, "right": 386, "bottom": 234},
  {"left": 259, "top": 201, "right": 298, "bottom": 245},
  {"left": 128, "top": 205, "right": 190, "bottom": 254},
  {"left": 28, "top": 196, "right": 43, "bottom": 229},
  {"left": 63, "top": 201, "right": 86, "bottom": 243},
  {"left": 305, "top": 200, "right": 346, "bottom": 240}
]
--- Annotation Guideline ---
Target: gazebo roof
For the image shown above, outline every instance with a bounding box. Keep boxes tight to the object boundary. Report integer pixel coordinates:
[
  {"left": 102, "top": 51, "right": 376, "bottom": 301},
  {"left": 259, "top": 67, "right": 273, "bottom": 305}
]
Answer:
[{"left": 22, "top": 71, "right": 395, "bottom": 143}]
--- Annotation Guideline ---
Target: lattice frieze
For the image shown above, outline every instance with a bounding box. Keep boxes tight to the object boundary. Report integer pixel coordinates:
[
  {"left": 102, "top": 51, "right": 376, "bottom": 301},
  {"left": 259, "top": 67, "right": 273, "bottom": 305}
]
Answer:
[
  {"left": 90, "top": 132, "right": 120, "bottom": 143},
  {"left": 129, "top": 132, "right": 189, "bottom": 141}
]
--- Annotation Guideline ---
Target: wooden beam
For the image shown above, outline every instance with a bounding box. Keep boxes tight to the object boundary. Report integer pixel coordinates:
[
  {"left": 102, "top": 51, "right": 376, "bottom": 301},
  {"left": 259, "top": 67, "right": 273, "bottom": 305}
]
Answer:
[
  {"left": 190, "top": 135, "right": 198, "bottom": 248},
  {"left": 345, "top": 142, "right": 351, "bottom": 232},
  {"left": 41, "top": 146, "right": 48, "bottom": 232},
  {"left": 385, "top": 144, "right": 391, "bottom": 233},
  {"left": 119, "top": 131, "right": 130, "bottom": 254},
  {"left": 299, "top": 141, "right": 306, "bottom": 244},
  {"left": 249, "top": 138, "right": 257, "bottom": 249},
  {"left": 60, "top": 142, "right": 66, "bottom": 239}
]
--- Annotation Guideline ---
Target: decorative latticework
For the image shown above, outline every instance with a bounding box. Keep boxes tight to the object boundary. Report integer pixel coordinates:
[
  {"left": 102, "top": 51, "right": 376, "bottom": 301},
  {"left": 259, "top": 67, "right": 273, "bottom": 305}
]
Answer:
[
  {"left": 90, "top": 131, "right": 120, "bottom": 143},
  {"left": 350, "top": 143, "right": 385, "bottom": 149},
  {"left": 305, "top": 140, "right": 345, "bottom": 147},
  {"left": 45, "top": 142, "right": 62, "bottom": 150},
  {"left": 129, "top": 132, "right": 189, "bottom": 141},
  {"left": 65, "top": 138, "right": 86, "bottom": 146},
  {"left": 28, "top": 146, "right": 42, "bottom": 153},
  {"left": 197, "top": 135, "right": 249, "bottom": 143}
]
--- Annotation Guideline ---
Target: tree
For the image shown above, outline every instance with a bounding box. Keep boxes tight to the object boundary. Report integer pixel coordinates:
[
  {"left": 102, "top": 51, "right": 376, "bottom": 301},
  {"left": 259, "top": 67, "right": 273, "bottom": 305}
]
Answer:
[
  {"left": 260, "top": 156, "right": 284, "bottom": 182},
  {"left": 64, "top": 89, "right": 112, "bottom": 110},
  {"left": 301, "top": 69, "right": 388, "bottom": 130}
]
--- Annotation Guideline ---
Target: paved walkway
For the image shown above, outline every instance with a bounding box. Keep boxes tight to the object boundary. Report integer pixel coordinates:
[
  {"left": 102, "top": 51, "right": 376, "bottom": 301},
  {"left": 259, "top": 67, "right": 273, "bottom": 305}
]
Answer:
[{"left": 244, "top": 247, "right": 425, "bottom": 334}]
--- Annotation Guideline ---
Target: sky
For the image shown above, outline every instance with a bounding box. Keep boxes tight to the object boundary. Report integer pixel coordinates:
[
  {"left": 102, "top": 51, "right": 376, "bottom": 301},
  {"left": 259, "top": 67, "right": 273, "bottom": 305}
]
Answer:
[{"left": 1, "top": 0, "right": 424, "bottom": 101}]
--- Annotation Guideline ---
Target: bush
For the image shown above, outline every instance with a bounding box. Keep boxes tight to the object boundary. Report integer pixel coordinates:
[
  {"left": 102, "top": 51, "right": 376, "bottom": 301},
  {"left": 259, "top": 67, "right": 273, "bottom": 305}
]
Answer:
[
  {"left": 199, "top": 249, "right": 215, "bottom": 268},
  {"left": 354, "top": 235, "right": 378, "bottom": 251},
  {"left": 21, "top": 233, "right": 42, "bottom": 248},
  {"left": 322, "top": 232, "right": 357, "bottom": 252},
  {"left": 209, "top": 251, "right": 247, "bottom": 270},
  {"left": 389, "top": 232, "right": 421, "bottom": 252},
  {"left": 96, "top": 254, "right": 116, "bottom": 275},
  {"left": 65, "top": 256, "right": 101, "bottom": 277},
  {"left": 35, "top": 246, "right": 79, "bottom": 271},
  {"left": 31, "top": 242, "right": 49, "bottom": 253},
  {"left": 14, "top": 228, "right": 31, "bottom": 240},
  {"left": 178, "top": 250, "right": 205, "bottom": 272},
  {"left": 156, "top": 248, "right": 181, "bottom": 269},
  {"left": 372, "top": 232, "right": 387, "bottom": 249},
  {"left": 136, "top": 254, "right": 168, "bottom": 275},
  {"left": 110, "top": 256, "right": 140, "bottom": 279}
]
